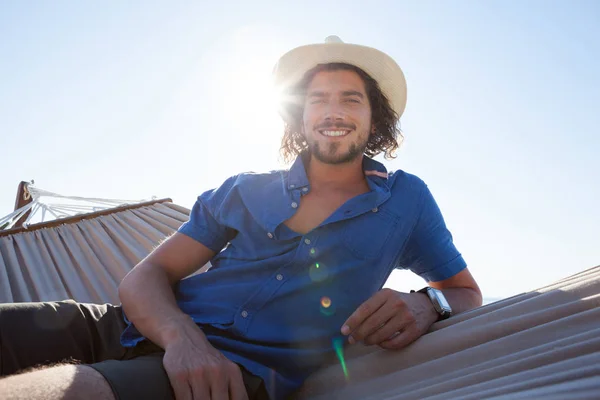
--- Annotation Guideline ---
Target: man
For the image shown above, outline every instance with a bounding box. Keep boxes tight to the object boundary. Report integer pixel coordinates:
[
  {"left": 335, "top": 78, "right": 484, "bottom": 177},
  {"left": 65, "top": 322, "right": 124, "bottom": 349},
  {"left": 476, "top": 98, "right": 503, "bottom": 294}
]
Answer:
[{"left": 0, "top": 36, "right": 482, "bottom": 400}]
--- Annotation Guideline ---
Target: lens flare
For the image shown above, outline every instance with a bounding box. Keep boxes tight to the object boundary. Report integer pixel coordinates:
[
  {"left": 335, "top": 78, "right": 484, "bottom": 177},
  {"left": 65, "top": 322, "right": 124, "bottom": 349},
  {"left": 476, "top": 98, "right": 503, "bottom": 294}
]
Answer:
[
  {"left": 309, "top": 262, "right": 328, "bottom": 282},
  {"left": 332, "top": 337, "right": 349, "bottom": 380},
  {"left": 310, "top": 248, "right": 317, "bottom": 257},
  {"left": 319, "top": 296, "right": 335, "bottom": 316}
]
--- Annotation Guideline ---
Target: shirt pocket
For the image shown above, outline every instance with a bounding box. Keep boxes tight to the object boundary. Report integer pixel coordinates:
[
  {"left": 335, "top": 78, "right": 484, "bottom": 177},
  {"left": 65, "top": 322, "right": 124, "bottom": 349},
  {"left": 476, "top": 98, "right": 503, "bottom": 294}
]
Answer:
[
  {"left": 176, "top": 276, "right": 237, "bottom": 328},
  {"left": 342, "top": 209, "right": 400, "bottom": 260}
]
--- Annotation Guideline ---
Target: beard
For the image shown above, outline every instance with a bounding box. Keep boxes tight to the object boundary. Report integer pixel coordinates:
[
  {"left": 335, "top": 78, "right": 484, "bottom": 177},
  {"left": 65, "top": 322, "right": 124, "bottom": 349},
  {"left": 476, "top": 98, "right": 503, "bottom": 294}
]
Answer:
[{"left": 309, "top": 131, "right": 370, "bottom": 165}]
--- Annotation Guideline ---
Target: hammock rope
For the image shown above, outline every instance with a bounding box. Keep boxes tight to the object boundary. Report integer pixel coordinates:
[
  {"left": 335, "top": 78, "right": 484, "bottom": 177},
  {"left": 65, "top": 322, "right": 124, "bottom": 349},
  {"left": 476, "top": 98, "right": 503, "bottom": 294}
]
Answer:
[{"left": 0, "top": 182, "right": 154, "bottom": 230}]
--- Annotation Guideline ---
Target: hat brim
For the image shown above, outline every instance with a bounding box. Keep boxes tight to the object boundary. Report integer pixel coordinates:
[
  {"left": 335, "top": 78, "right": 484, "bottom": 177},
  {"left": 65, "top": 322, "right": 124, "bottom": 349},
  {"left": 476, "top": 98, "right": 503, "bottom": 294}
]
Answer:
[{"left": 272, "top": 42, "right": 407, "bottom": 118}]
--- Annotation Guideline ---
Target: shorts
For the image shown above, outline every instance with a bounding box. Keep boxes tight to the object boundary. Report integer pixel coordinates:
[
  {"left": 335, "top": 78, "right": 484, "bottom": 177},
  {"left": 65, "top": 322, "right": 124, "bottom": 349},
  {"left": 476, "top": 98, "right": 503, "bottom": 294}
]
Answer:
[{"left": 0, "top": 300, "right": 268, "bottom": 399}]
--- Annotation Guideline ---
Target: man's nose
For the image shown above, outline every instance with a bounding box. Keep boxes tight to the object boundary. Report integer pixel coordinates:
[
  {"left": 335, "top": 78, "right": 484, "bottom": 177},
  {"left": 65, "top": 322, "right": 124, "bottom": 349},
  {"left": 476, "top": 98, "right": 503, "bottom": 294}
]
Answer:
[{"left": 323, "top": 101, "right": 345, "bottom": 121}]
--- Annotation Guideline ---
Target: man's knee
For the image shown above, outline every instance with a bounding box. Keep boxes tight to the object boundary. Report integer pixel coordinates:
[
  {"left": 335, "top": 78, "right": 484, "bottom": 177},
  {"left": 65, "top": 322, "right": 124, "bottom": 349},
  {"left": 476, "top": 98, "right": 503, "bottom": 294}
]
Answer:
[{"left": 0, "top": 364, "right": 115, "bottom": 400}]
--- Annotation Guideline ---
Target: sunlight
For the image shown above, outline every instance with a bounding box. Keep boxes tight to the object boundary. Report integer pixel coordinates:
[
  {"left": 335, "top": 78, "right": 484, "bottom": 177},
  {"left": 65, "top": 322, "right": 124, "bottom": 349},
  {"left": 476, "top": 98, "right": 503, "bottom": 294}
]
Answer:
[{"left": 210, "top": 26, "right": 287, "bottom": 172}]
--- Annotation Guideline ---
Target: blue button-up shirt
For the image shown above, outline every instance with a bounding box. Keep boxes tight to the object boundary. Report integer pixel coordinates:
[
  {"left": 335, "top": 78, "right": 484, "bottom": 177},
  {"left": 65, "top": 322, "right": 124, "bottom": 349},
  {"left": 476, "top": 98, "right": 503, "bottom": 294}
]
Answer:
[{"left": 121, "top": 154, "right": 466, "bottom": 399}]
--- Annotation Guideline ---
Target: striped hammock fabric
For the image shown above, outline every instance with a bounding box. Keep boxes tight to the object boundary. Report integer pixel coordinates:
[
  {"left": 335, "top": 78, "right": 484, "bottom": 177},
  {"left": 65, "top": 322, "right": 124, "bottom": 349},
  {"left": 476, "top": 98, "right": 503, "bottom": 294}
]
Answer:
[
  {"left": 0, "top": 201, "right": 189, "bottom": 304},
  {"left": 1, "top": 199, "right": 598, "bottom": 398},
  {"left": 296, "top": 266, "right": 600, "bottom": 399}
]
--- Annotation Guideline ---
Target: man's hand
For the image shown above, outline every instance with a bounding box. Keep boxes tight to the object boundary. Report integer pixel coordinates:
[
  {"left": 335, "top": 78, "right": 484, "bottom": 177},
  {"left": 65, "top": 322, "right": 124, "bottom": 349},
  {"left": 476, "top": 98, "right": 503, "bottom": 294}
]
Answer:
[
  {"left": 161, "top": 322, "right": 248, "bottom": 400},
  {"left": 340, "top": 288, "right": 438, "bottom": 350}
]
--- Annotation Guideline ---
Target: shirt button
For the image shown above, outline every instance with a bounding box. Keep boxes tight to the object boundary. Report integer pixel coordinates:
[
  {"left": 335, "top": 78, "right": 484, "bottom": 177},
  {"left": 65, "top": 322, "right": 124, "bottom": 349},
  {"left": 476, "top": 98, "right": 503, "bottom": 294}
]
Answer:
[
  {"left": 276, "top": 274, "right": 283, "bottom": 281},
  {"left": 241, "top": 310, "right": 248, "bottom": 318},
  {"left": 304, "top": 238, "right": 311, "bottom": 245},
  {"left": 267, "top": 232, "right": 274, "bottom": 239},
  {"left": 302, "top": 187, "right": 308, "bottom": 192},
  {"left": 291, "top": 202, "right": 298, "bottom": 208},
  {"left": 372, "top": 207, "right": 379, "bottom": 213},
  {"left": 290, "top": 184, "right": 296, "bottom": 189}
]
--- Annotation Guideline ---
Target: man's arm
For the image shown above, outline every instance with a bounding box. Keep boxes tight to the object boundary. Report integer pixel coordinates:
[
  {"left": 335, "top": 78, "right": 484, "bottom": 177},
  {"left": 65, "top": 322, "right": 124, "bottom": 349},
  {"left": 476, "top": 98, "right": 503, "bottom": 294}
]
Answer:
[
  {"left": 118, "top": 232, "right": 248, "bottom": 400},
  {"left": 118, "top": 232, "right": 214, "bottom": 349},
  {"left": 428, "top": 267, "right": 482, "bottom": 314},
  {"left": 341, "top": 179, "right": 482, "bottom": 350},
  {"left": 341, "top": 267, "right": 481, "bottom": 350}
]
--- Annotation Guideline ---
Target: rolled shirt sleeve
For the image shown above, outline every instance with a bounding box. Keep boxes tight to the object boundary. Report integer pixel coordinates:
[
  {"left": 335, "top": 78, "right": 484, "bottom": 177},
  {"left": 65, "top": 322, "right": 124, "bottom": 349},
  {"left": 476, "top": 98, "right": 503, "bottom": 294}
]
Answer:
[
  {"left": 397, "top": 182, "right": 467, "bottom": 282},
  {"left": 178, "top": 175, "right": 239, "bottom": 253}
]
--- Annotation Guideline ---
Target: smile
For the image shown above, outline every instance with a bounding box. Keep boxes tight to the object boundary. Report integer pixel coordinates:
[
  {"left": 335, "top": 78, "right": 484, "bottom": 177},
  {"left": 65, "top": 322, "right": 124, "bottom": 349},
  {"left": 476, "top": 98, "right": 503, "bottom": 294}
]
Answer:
[{"left": 319, "top": 130, "right": 350, "bottom": 137}]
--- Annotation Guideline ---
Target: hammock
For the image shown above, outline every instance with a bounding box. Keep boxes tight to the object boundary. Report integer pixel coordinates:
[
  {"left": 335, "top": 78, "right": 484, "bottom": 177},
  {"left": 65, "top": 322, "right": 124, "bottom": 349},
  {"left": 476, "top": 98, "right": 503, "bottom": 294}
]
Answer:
[
  {"left": 1, "top": 185, "right": 598, "bottom": 398},
  {"left": 0, "top": 198, "right": 189, "bottom": 304}
]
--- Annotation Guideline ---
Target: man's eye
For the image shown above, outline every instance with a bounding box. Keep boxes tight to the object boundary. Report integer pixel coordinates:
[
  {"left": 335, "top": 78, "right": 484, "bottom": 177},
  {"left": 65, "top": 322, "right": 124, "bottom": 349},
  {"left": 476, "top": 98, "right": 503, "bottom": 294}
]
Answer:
[
  {"left": 310, "top": 99, "right": 325, "bottom": 104},
  {"left": 345, "top": 98, "right": 360, "bottom": 103}
]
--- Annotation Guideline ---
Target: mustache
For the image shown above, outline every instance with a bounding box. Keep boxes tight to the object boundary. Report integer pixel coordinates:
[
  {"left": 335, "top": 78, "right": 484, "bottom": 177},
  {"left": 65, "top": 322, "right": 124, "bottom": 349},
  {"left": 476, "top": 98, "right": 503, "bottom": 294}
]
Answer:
[{"left": 314, "top": 122, "right": 356, "bottom": 131}]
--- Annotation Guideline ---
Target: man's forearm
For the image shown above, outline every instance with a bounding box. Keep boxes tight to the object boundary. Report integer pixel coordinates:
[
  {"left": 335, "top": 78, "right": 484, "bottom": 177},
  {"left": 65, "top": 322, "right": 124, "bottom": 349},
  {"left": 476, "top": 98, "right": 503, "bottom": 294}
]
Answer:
[
  {"left": 118, "top": 262, "right": 209, "bottom": 349},
  {"left": 441, "top": 287, "right": 483, "bottom": 315},
  {"left": 427, "top": 268, "right": 483, "bottom": 317},
  {"left": 413, "top": 286, "right": 482, "bottom": 326}
]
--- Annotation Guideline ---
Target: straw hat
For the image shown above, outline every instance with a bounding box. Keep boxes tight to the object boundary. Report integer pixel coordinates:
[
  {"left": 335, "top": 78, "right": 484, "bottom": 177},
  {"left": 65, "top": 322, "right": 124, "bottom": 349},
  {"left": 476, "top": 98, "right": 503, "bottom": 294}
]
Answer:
[{"left": 272, "top": 35, "right": 407, "bottom": 118}]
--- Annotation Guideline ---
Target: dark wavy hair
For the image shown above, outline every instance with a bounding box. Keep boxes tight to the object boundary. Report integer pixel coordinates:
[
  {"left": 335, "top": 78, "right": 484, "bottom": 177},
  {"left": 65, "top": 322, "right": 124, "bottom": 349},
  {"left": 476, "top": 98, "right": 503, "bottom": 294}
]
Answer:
[{"left": 279, "top": 63, "right": 403, "bottom": 164}]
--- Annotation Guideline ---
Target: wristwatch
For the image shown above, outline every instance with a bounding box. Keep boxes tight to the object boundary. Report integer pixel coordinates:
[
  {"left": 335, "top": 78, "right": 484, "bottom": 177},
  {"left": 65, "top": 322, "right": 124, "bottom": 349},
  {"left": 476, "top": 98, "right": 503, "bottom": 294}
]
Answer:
[{"left": 412, "top": 287, "right": 453, "bottom": 320}]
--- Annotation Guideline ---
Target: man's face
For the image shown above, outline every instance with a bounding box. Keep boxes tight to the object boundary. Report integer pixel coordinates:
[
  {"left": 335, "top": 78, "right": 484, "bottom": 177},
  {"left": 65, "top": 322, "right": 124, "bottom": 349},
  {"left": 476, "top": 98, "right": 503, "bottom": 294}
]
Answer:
[{"left": 302, "top": 69, "right": 372, "bottom": 165}]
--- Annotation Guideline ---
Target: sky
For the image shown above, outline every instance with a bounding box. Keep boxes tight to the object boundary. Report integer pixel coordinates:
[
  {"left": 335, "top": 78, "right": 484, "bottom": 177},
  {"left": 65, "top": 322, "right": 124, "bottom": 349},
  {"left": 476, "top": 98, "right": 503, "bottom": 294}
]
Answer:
[{"left": 1, "top": 1, "right": 598, "bottom": 300}]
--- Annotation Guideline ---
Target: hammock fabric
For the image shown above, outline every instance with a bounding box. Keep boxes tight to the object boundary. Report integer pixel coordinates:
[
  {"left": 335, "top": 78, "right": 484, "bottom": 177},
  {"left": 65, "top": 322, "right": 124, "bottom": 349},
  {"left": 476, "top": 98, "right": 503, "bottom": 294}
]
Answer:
[
  {"left": 296, "top": 266, "right": 600, "bottom": 399},
  {"left": 1, "top": 200, "right": 598, "bottom": 398},
  {"left": 0, "top": 200, "right": 189, "bottom": 304}
]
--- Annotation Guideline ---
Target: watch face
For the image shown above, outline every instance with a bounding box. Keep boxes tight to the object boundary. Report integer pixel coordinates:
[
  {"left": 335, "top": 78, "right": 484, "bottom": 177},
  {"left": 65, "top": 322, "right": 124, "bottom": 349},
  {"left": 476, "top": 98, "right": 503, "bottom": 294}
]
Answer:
[{"left": 432, "top": 288, "right": 451, "bottom": 311}]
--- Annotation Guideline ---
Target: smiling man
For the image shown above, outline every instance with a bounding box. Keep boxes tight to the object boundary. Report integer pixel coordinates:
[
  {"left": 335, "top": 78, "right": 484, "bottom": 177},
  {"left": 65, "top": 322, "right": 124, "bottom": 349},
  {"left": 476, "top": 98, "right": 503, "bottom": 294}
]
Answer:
[
  {"left": 304, "top": 71, "right": 370, "bottom": 164},
  {"left": 0, "top": 36, "right": 482, "bottom": 400}
]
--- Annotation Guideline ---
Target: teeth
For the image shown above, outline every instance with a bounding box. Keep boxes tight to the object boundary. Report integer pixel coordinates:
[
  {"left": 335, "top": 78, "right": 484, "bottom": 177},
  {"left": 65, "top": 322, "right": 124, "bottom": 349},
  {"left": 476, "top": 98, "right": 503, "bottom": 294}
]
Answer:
[{"left": 321, "top": 130, "right": 348, "bottom": 137}]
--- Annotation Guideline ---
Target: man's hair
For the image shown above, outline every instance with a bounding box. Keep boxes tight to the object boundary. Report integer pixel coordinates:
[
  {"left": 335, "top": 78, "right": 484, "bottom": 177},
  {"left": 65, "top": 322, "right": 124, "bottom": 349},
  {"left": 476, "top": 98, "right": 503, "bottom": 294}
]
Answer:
[{"left": 279, "top": 63, "right": 403, "bottom": 164}]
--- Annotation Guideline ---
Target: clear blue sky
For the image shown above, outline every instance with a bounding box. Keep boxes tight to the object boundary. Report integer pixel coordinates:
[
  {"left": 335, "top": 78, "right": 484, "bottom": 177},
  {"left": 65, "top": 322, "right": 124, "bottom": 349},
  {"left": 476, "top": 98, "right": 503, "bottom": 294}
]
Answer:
[{"left": 1, "top": 1, "right": 598, "bottom": 299}]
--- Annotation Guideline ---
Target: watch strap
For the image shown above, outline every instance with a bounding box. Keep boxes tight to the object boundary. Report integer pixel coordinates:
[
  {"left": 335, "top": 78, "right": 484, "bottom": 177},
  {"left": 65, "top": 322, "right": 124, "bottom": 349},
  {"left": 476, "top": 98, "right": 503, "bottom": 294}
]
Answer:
[{"left": 411, "top": 287, "right": 452, "bottom": 320}]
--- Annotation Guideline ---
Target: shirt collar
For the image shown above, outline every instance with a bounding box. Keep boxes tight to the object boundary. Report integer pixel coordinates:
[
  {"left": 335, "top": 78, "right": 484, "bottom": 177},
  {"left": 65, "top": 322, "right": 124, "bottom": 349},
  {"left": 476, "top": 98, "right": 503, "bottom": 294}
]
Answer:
[
  {"left": 287, "top": 152, "right": 310, "bottom": 190},
  {"left": 363, "top": 155, "right": 391, "bottom": 192},
  {"left": 287, "top": 153, "right": 390, "bottom": 192}
]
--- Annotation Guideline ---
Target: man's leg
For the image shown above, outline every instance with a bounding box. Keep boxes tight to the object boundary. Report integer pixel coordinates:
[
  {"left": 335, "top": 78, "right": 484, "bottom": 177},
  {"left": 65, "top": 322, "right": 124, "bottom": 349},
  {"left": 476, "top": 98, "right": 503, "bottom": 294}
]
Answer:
[
  {"left": 2, "top": 352, "right": 269, "bottom": 400},
  {"left": 0, "top": 302, "right": 269, "bottom": 399},
  {"left": 0, "top": 300, "right": 127, "bottom": 376},
  {"left": 90, "top": 351, "right": 269, "bottom": 400},
  {"left": 0, "top": 364, "right": 114, "bottom": 400}
]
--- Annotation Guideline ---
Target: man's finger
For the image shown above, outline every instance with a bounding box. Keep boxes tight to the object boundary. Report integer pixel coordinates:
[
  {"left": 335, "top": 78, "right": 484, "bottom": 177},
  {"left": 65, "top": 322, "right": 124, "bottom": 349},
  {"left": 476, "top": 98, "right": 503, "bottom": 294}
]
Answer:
[
  {"left": 341, "top": 289, "right": 390, "bottom": 336},
  {"left": 348, "top": 305, "right": 398, "bottom": 344},
  {"left": 208, "top": 371, "right": 229, "bottom": 400},
  {"left": 167, "top": 373, "right": 193, "bottom": 400},
  {"left": 363, "top": 315, "right": 410, "bottom": 346},
  {"left": 188, "top": 374, "right": 210, "bottom": 400},
  {"left": 229, "top": 366, "right": 250, "bottom": 400},
  {"left": 378, "top": 326, "right": 419, "bottom": 350}
]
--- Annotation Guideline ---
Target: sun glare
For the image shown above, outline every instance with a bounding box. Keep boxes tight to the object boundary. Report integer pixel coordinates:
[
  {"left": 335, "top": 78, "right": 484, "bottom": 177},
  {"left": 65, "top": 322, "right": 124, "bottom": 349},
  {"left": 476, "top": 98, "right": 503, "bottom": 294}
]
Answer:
[{"left": 212, "top": 27, "right": 287, "bottom": 171}]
